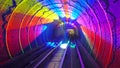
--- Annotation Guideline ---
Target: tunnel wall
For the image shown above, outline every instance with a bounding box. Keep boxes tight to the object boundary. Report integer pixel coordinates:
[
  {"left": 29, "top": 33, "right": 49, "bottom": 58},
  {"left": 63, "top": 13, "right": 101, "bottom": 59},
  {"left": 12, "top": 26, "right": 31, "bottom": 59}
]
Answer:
[
  {"left": 0, "top": 0, "right": 58, "bottom": 65},
  {"left": 76, "top": 0, "right": 120, "bottom": 67}
]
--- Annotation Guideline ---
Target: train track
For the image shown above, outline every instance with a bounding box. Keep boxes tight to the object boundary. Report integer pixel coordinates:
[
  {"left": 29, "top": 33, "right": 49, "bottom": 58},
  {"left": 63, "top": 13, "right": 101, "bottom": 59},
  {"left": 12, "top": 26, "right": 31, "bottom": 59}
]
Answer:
[{"left": 2, "top": 41, "right": 100, "bottom": 68}]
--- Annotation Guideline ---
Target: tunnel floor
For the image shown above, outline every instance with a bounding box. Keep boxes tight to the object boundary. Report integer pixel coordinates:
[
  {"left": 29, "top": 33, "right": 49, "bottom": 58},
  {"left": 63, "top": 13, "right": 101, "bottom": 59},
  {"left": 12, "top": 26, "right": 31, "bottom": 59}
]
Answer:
[{"left": 1, "top": 41, "right": 100, "bottom": 68}]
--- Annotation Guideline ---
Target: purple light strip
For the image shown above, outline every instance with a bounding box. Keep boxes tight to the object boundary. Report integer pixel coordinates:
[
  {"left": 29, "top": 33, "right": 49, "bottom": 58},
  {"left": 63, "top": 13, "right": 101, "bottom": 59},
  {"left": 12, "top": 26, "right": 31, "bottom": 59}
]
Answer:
[
  {"left": 76, "top": 46, "right": 85, "bottom": 68},
  {"left": 59, "top": 42, "right": 69, "bottom": 68},
  {"left": 33, "top": 42, "right": 61, "bottom": 68}
]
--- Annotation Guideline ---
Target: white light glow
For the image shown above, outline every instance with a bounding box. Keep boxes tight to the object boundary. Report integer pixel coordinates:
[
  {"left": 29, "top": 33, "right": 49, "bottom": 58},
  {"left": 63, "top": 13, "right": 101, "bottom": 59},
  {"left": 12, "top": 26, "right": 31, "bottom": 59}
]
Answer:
[{"left": 60, "top": 43, "right": 68, "bottom": 49}]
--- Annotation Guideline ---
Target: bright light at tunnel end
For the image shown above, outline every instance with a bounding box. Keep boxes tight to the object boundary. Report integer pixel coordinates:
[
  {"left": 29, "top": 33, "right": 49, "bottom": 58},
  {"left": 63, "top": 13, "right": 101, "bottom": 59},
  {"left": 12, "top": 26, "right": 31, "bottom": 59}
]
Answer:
[
  {"left": 60, "top": 43, "right": 68, "bottom": 49},
  {"left": 60, "top": 41, "right": 70, "bottom": 49}
]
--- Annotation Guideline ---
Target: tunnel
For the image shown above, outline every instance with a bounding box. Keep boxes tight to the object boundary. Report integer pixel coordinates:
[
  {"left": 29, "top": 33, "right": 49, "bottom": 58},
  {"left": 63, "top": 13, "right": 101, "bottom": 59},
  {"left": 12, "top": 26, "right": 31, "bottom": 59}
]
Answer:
[{"left": 0, "top": 0, "right": 120, "bottom": 68}]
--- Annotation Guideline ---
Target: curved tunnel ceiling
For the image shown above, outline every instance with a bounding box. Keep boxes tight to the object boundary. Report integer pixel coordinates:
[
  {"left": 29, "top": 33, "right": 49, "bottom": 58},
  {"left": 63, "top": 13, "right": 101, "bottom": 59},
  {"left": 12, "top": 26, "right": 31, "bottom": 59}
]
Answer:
[{"left": 0, "top": 0, "right": 120, "bottom": 67}]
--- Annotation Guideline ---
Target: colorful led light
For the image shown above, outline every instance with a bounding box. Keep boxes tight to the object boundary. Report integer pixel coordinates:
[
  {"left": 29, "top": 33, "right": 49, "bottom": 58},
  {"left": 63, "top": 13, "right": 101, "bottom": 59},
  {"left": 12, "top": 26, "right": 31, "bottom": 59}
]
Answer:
[
  {"left": 0, "top": 0, "right": 119, "bottom": 67},
  {"left": 60, "top": 43, "right": 68, "bottom": 49}
]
